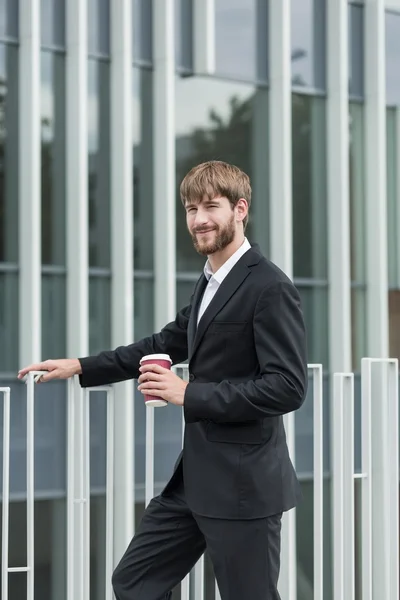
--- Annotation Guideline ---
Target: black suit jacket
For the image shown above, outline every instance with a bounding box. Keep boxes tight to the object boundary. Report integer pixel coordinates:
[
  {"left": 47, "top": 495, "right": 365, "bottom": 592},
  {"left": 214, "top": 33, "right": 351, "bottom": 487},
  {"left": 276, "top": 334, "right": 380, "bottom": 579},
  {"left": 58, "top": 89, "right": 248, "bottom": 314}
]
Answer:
[{"left": 79, "top": 245, "right": 308, "bottom": 519}]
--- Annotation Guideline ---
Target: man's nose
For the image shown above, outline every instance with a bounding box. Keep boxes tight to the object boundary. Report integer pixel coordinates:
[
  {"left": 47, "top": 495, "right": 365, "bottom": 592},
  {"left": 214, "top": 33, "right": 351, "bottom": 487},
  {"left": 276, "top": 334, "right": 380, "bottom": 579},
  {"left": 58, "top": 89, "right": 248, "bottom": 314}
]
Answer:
[{"left": 193, "top": 209, "right": 208, "bottom": 227}]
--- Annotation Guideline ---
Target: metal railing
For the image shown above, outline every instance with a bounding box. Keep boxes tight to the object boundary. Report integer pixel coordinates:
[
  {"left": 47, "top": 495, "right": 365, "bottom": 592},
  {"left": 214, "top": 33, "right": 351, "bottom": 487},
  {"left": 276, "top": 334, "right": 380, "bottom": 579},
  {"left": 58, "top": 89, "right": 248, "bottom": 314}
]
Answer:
[{"left": 1, "top": 359, "right": 399, "bottom": 599}]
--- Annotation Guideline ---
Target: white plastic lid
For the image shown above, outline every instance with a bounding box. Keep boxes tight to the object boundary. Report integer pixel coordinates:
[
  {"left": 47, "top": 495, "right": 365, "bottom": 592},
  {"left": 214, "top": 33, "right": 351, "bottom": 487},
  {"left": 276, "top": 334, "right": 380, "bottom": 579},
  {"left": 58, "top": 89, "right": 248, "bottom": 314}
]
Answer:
[{"left": 140, "top": 353, "right": 172, "bottom": 363}]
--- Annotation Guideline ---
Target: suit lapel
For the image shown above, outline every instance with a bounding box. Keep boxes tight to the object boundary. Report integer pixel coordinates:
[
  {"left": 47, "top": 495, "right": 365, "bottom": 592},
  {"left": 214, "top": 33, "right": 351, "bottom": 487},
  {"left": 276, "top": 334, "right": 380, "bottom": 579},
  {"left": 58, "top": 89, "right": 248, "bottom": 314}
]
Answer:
[
  {"left": 187, "top": 274, "right": 208, "bottom": 357},
  {"left": 189, "top": 261, "right": 251, "bottom": 361}
]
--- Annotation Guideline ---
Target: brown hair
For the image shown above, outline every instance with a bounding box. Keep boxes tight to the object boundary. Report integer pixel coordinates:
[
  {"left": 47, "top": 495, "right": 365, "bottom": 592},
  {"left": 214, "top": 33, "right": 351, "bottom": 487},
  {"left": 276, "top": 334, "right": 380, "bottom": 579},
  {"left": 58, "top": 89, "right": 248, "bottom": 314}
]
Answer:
[{"left": 180, "top": 161, "right": 252, "bottom": 229}]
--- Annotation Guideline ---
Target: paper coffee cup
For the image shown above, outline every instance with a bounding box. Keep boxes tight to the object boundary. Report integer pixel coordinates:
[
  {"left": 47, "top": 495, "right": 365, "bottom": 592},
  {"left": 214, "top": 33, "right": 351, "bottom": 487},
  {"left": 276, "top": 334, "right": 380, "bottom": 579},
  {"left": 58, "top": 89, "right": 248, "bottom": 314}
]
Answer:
[{"left": 139, "top": 353, "right": 172, "bottom": 407}]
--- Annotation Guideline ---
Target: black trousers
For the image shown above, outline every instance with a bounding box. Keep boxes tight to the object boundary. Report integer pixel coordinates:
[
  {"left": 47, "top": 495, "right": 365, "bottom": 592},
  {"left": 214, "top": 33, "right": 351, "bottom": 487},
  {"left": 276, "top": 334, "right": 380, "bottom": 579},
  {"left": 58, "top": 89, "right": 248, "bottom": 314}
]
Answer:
[{"left": 112, "top": 475, "right": 282, "bottom": 600}]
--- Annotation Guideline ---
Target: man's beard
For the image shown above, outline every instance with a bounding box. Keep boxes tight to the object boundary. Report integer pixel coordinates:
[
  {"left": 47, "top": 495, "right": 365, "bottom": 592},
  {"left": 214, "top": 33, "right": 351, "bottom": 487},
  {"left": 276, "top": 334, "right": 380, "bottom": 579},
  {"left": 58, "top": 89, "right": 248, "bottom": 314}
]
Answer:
[{"left": 191, "top": 214, "right": 236, "bottom": 256}]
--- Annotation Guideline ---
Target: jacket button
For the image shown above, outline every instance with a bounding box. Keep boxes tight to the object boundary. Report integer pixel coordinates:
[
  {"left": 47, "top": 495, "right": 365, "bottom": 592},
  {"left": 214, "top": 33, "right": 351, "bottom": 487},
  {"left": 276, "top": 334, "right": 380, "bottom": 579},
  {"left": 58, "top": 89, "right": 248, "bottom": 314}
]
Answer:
[{"left": 189, "top": 373, "right": 195, "bottom": 382}]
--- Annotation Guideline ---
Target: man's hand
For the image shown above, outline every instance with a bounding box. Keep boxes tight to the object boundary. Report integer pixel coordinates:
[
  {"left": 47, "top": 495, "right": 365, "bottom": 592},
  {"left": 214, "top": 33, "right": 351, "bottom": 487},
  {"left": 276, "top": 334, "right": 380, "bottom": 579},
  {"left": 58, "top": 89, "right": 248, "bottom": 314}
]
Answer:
[
  {"left": 138, "top": 364, "right": 188, "bottom": 406},
  {"left": 18, "top": 359, "right": 82, "bottom": 383}
]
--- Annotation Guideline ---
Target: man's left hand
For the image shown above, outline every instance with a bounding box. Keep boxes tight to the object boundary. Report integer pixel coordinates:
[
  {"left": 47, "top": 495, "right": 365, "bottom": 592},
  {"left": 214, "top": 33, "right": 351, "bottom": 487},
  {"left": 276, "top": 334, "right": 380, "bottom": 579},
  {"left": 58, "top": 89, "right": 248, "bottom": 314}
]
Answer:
[{"left": 138, "top": 364, "right": 188, "bottom": 406}]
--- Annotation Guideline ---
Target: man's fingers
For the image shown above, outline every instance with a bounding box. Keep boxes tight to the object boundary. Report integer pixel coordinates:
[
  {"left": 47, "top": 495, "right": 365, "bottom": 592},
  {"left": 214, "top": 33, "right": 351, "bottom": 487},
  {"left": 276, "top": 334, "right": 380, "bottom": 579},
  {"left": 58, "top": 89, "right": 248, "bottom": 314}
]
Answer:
[
  {"left": 18, "top": 362, "right": 49, "bottom": 379},
  {"left": 40, "top": 370, "right": 60, "bottom": 383},
  {"left": 138, "top": 372, "right": 164, "bottom": 384},
  {"left": 139, "top": 364, "right": 169, "bottom": 375}
]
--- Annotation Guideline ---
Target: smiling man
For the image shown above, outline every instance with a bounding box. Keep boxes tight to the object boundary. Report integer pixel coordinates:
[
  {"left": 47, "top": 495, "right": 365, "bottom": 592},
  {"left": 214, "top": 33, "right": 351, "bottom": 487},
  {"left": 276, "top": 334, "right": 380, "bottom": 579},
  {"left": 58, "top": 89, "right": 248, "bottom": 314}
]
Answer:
[{"left": 18, "top": 161, "right": 308, "bottom": 600}]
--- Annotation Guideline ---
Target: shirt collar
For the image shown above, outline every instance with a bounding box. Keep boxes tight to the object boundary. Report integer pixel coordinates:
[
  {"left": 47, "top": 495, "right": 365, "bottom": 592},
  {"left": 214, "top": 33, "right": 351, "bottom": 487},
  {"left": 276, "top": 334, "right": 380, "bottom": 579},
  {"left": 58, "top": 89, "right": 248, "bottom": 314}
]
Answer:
[{"left": 203, "top": 238, "right": 251, "bottom": 283}]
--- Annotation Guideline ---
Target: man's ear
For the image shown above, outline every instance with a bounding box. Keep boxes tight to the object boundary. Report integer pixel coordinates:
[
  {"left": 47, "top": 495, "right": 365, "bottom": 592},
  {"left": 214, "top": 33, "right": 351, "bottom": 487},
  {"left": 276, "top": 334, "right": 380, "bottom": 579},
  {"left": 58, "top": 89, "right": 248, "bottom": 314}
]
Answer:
[{"left": 235, "top": 198, "right": 248, "bottom": 223}]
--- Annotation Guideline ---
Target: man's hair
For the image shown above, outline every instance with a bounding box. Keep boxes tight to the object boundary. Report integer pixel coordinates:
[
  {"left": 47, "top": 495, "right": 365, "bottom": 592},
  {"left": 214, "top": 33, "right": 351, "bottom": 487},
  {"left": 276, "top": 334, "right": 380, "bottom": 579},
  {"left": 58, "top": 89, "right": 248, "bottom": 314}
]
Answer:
[{"left": 180, "top": 161, "right": 252, "bottom": 230}]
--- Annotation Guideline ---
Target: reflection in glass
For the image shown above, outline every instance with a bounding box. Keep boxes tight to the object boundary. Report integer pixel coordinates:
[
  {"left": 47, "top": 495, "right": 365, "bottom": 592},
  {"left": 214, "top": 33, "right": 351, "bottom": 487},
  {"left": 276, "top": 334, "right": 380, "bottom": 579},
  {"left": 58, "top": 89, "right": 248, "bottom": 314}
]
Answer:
[
  {"left": 291, "top": 0, "right": 326, "bottom": 89},
  {"left": 351, "top": 286, "right": 367, "bottom": 371},
  {"left": 88, "top": 59, "right": 110, "bottom": 268},
  {"left": 42, "top": 274, "right": 66, "bottom": 359},
  {"left": 385, "top": 11, "right": 400, "bottom": 106},
  {"left": 387, "top": 107, "right": 398, "bottom": 288},
  {"left": 88, "top": 0, "right": 110, "bottom": 55},
  {"left": 175, "top": 0, "right": 193, "bottom": 71},
  {"left": 132, "top": 0, "right": 152, "bottom": 63},
  {"left": 215, "top": 0, "right": 260, "bottom": 81},
  {"left": 41, "top": 51, "right": 66, "bottom": 265},
  {"left": 292, "top": 94, "right": 327, "bottom": 279},
  {"left": 349, "top": 102, "right": 366, "bottom": 283},
  {"left": 41, "top": 0, "right": 65, "bottom": 48},
  {"left": 175, "top": 77, "right": 269, "bottom": 272},
  {"left": 0, "top": 44, "right": 18, "bottom": 262},
  {"left": 133, "top": 68, "right": 154, "bottom": 270},
  {"left": 348, "top": 4, "right": 364, "bottom": 98},
  {"left": 297, "top": 286, "right": 329, "bottom": 367},
  {"left": 389, "top": 290, "right": 400, "bottom": 360},
  {"left": 0, "top": 271, "right": 18, "bottom": 371},
  {"left": 134, "top": 277, "right": 154, "bottom": 340},
  {"left": 89, "top": 275, "right": 111, "bottom": 354},
  {"left": 0, "top": 0, "right": 18, "bottom": 39}
]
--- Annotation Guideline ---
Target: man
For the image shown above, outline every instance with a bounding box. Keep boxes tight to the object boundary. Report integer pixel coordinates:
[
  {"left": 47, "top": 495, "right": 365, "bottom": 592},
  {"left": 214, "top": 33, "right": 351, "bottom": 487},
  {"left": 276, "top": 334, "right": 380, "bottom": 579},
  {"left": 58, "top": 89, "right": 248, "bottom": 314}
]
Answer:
[{"left": 19, "top": 161, "right": 308, "bottom": 599}]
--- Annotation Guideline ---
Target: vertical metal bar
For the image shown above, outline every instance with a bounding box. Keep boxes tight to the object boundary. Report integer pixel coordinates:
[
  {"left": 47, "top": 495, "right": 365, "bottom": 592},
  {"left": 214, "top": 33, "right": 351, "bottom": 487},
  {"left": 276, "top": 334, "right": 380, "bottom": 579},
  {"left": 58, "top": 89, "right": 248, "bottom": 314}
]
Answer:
[
  {"left": 364, "top": 0, "right": 389, "bottom": 357},
  {"left": 83, "top": 388, "right": 91, "bottom": 600},
  {"left": 153, "top": 0, "right": 176, "bottom": 331},
  {"left": 193, "top": 556, "right": 205, "bottom": 600},
  {"left": 145, "top": 407, "right": 155, "bottom": 507},
  {"left": 332, "top": 374, "right": 345, "bottom": 600},
  {"left": 66, "top": 0, "right": 89, "bottom": 358},
  {"left": 387, "top": 360, "right": 399, "bottom": 600},
  {"left": 342, "top": 375, "right": 355, "bottom": 600},
  {"left": 18, "top": 0, "right": 41, "bottom": 368},
  {"left": 105, "top": 387, "right": 115, "bottom": 600},
  {"left": 177, "top": 364, "right": 190, "bottom": 599},
  {"left": 110, "top": 0, "right": 134, "bottom": 562},
  {"left": 309, "top": 365, "right": 323, "bottom": 600},
  {"left": 67, "top": 378, "right": 75, "bottom": 600},
  {"left": 269, "top": 2, "right": 296, "bottom": 595},
  {"left": 193, "top": 0, "right": 215, "bottom": 75},
  {"left": 1, "top": 388, "right": 11, "bottom": 600},
  {"left": 361, "top": 358, "right": 372, "bottom": 600},
  {"left": 26, "top": 374, "right": 35, "bottom": 600}
]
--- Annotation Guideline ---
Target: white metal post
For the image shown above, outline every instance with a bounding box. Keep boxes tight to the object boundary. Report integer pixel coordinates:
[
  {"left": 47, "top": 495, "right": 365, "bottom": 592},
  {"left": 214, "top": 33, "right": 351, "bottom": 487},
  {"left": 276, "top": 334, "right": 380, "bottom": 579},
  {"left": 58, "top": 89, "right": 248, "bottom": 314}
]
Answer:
[
  {"left": 1, "top": 387, "right": 11, "bottom": 600},
  {"left": 268, "top": 2, "right": 296, "bottom": 597},
  {"left": 193, "top": 0, "right": 216, "bottom": 75},
  {"left": 18, "top": 0, "right": 41, "bottom": 368},
  {"left": 153, "top": 0, "right": 176, "bottom": 331},
  {"left": 364, "top": 0, "right": 389, "bottom": 357},
  {"left": 332, "top": 373, "right": 355, "bottom": 600},
  {"left": 66, "top": 0, "right": 89, "bottom": 358},
  {"left": 110, "top": 0, "right": 135, "bottom": 562},
  {"left": 145, "top": 407, "right": 155, "bottom": 507},
  {"left": 308, "top": 364, "right": 324, "bottom": 600}
]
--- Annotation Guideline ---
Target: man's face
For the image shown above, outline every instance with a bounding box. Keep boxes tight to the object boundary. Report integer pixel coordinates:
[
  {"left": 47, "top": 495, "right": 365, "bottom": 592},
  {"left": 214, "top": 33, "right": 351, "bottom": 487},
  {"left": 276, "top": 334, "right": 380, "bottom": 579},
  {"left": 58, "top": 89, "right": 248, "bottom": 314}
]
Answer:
[{"left": 185, "top": 196, "right": 238, "bottom": 256}]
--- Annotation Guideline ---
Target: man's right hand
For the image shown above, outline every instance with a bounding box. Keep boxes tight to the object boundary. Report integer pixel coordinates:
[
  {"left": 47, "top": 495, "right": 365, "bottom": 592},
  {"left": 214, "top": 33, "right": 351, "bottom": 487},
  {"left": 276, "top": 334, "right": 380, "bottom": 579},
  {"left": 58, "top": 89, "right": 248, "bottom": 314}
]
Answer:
[{"left": 18, "top": 359, "right": 82, "bottom": 383}]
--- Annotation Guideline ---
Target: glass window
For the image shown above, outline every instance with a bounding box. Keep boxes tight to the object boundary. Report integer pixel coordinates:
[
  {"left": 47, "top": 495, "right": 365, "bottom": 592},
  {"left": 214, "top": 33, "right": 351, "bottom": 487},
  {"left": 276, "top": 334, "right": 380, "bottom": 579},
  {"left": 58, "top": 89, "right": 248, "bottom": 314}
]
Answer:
[
  {"left": 89, "top": 275, "right": 111, "bottom": 354},
  {"left": 352, "top": 286, "right": 367, "bottom": 370},
  {"left": 349, "top": 4, "right": 364, "bottom": 98},
  {"left": 387, "top": 107, "right": 399, "bottom": 288},
  {"left": 133, "top": 0, "right": 152, "bottom": 63},
  {"left": 88, "top": 59, "right": 110, "bottom": 268},
  {"left": 349, "top": 102, "right": 366, "bottom": 283},
  {"left": 88, "top": 0, "right": 110, "bottom": 56},
  {"left": 0, "top": 271, "right": 18, "bottom": 371},
  {"left": 133, "top": 68, "right": 154, "bottom": 270},
  {"left": 175, "top": 77, "right": 269, "bottom": 272},
  {"left": 389, "top": 290, "right": 400, "bottom": 360},
  {"left": 292, "top": 94, "right": 327, "bottom": 279},
  {"left": 175, "top": 0, "right": 193, "bottom": 71},
  {"left": 42, "top": 273, "right": 66, "bottom": 359},
  {"left": 386, "top": 11, "right": 400, "bottom": 106},
  {"left": 0, "top": 0, "right": 18, "bottom": 39},
  {"left": 41, "top": 0, "right": 65, "bottom": 48},
  {"left": 215, "top": 0, "right": 265, "bottom": 82},
  {"left": 134, "top": 277, "right": 154, "bottom": 340},
  {"left": 41, "top": 51, "right": 66, "bottom": 265},
  {"left": 291, "top": 0, "right": 326, "bottom": 90},
  {"left": 297, "top": 286, "right": 329, "bottom": 366},
  {"left": 0, "top": 44, "right": 18, "bottom": 263}
]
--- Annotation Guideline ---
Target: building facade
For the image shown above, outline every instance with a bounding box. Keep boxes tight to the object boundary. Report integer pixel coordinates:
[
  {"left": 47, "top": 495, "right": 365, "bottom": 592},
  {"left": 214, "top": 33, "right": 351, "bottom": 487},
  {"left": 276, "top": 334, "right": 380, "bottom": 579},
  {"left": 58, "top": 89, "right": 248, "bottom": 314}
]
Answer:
[{"left": 0, "top": 0, "right": 399, "bottom": 598}]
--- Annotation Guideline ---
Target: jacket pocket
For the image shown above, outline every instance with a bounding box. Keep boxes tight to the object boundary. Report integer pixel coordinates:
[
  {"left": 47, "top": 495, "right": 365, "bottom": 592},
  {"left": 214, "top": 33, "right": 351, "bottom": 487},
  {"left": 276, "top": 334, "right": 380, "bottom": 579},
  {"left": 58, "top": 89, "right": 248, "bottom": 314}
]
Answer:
[
  {"left": 208, "top": 321, "right": 248, "bottom": 334},
  {"left": 206, "top": 421, "right": 263, "bottom": 445}
]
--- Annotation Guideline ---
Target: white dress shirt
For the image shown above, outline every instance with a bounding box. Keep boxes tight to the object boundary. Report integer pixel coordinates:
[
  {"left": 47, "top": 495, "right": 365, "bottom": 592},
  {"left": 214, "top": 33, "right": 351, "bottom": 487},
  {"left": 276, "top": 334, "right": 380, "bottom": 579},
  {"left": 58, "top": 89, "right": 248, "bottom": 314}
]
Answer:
[{"left": 197, "top": 238, "right": 252, "bottom": 324}]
